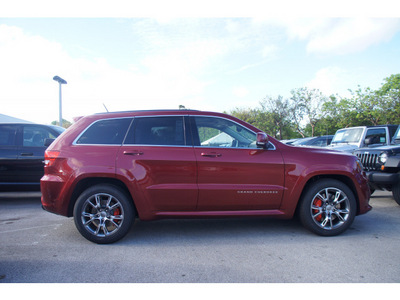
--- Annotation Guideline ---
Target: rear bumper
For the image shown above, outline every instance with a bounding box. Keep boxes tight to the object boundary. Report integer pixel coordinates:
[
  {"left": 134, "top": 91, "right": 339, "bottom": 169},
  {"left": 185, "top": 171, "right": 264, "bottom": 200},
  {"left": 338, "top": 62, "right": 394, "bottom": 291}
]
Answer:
[{"left": 40, "top": 174, "right": 70, "bottom": 217}]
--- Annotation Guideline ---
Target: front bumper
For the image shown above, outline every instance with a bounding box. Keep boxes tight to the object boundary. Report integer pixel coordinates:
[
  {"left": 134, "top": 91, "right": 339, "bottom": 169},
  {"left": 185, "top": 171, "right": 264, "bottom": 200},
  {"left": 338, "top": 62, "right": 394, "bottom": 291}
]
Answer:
[{"left": 366, "top": 171, "right": 400, "bottom": 185}]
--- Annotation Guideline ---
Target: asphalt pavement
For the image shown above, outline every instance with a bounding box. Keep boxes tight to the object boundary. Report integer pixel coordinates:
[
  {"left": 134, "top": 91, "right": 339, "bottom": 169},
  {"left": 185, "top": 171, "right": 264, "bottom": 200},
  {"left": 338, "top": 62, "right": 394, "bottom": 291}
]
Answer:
[{"left": 1, "top": 190, "right": 400, "bottom": 284}]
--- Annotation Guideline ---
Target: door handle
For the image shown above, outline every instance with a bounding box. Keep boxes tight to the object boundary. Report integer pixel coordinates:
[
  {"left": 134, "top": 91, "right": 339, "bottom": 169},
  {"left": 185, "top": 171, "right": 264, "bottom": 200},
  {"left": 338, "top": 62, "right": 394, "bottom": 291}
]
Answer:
[
  {"left": 20, "top": 153, "right": 33, "bottom": 156},
  {"left": 201, "top": 152, "right": 222, "bottom": 158},
  {"left": 123, "top": 151, "right": 144, "bottom": 156}
]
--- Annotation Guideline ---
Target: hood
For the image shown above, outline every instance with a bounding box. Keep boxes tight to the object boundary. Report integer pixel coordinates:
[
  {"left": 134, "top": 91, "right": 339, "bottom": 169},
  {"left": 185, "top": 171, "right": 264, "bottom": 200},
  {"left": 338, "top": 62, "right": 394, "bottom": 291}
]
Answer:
[
  {"left": 355, "top": 144, "right": 400, "bottom": 153},
  {"left": 292, "top": 144, "right": 354, "bottom": 158},
  {"left": 326, "top": 144, "right": 358, "bottom": 153}
]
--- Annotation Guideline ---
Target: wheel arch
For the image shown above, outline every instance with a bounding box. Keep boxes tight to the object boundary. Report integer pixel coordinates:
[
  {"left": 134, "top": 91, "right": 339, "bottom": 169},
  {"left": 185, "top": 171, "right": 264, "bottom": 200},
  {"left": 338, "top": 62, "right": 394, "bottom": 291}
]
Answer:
[
  {"left": 295, "top": 174, "right": 361, "bottom": 216},
  {"left": 67, "top": 177, "right": 137, "bottom": 217}
]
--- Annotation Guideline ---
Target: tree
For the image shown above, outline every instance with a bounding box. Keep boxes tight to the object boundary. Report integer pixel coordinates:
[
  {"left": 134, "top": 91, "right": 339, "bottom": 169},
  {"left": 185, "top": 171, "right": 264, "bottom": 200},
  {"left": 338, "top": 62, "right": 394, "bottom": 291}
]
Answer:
[
  {"left": 51, "top": 119, "right": 72, "bottom": 128},
  {"left": 230, "top": 73, "right": 400, "bottom": 141},
  {"left": 349, "top": 86, "right": 383, "bottom": 125},
  {"left": 378, "top": 74, "right": 400, "bottom": 95},
  {"left": 377, "top": 74, "right": 400, "bottom": 124},
  {"left": 260, "top": 95, "right": 293, "bottom": 139},
  {"left": 290, "top": 87, "right": 328, "bottom": 137}
]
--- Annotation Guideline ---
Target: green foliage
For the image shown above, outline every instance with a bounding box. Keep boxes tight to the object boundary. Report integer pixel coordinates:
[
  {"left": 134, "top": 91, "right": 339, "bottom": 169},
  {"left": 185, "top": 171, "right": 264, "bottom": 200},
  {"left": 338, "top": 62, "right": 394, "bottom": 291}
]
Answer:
[
  {"left": 228, "top": 74, "right": 400, "bottom": 140},
  {"left": 51, "top": 119, "right": 72, "bottom": 128}
]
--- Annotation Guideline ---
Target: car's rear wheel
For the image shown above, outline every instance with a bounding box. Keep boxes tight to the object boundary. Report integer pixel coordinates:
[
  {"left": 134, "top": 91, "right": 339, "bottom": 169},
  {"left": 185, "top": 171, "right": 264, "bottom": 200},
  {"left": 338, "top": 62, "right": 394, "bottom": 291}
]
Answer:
[
  {"left": 73, "top": 184, "right": 135, "bottom": 244},
  {"left": 298, "top": 179, "right": 356, "bottom": 236}
]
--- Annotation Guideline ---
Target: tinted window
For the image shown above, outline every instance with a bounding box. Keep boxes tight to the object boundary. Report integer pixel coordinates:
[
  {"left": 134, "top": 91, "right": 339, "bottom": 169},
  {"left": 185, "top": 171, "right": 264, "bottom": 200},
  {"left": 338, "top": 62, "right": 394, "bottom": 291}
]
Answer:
[
  {"left": 193, "top": 116, "right": 257, "bottom": 148},
  {"left": 76, "top": 118, "right": 132, "bottom": 145},
  {"left": 0, "top": 125, "right": 17, "bottom": 146},
  {"left": 125, "top": 116, "right": 185, "bottom": 146},
  {"left": 23, "top": 125, "right": 59, "bottom": 147}
]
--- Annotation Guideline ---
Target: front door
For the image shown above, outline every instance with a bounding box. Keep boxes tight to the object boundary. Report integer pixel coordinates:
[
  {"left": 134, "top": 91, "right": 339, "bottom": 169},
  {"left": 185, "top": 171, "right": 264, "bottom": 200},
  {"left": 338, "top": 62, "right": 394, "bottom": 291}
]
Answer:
[
  {"left": 18, "top": 125, "right": 60, "bottom": 184},
  {"left": 191, "top": 116, "right": 285, "bottom": 211}
]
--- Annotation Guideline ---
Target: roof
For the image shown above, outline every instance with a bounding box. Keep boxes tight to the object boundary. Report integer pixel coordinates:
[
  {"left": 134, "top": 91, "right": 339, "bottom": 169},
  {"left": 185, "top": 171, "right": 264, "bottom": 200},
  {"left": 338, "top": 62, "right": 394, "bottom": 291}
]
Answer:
[{"left": 0, "top": 113, "right": 33, "bottom": 124}]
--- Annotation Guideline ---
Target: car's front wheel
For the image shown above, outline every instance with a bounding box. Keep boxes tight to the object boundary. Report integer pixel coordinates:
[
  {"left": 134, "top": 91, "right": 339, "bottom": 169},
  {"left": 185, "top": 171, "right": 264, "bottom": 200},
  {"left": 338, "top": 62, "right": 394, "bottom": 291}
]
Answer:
[
  {"left": 298, "top": 179, "right": 356, "bottom": 236},
  {"left": 73, "top": 184, "right": 135, "bottom": 244},
  {"left": 392, "top": 183, "right": 400, "bottom": 205}
]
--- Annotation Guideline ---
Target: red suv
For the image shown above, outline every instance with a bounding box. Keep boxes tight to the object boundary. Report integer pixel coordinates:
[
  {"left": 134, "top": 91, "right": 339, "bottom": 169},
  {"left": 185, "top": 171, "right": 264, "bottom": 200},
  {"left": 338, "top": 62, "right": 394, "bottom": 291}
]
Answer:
[{"left": 41, "top": 110, "right": 371, "bottom": 243}]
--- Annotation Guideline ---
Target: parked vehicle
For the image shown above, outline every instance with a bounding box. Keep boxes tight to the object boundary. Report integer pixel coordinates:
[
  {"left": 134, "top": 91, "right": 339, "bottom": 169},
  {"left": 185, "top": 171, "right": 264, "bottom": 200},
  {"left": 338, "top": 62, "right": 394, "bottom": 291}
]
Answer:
[
  {"left": 280, "top": 138, "right": 299, "bottom": 145},
  {"left": 291, "top": 135, "right": 333, "bottom": 147},
  {"left": 41, "top": 110, "right": 371, "bottom": 243},
  {"left": 0, "top": 123, "right": 64, "bottom": 190},
  {"left": 327, "top": 125, "right": 398, "bottom": 154},
  {"left": 355, "top": 125, "right": 400, "bottom": 205}
]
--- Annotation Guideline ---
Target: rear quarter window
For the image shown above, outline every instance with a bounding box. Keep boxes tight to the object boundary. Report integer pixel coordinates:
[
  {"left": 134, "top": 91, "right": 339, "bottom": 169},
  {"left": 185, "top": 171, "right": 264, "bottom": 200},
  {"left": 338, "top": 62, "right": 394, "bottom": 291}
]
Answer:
[{"left": 75, "top": 118, "right": 132, "bottom": 145}]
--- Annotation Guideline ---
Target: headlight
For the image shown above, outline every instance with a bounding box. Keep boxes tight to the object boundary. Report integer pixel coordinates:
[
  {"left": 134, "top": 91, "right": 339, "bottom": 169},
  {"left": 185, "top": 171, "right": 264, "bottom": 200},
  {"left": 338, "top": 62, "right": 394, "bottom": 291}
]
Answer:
[{"left": 378, "top": 153, "right": 388, "bottom": 164}]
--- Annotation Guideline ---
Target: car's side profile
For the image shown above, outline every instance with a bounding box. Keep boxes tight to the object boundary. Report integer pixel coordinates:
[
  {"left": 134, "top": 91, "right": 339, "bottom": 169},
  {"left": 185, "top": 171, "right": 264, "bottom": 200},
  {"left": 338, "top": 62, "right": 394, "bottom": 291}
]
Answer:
[{"left": 41, "top": 110, "right": 371, "bottom": 243}]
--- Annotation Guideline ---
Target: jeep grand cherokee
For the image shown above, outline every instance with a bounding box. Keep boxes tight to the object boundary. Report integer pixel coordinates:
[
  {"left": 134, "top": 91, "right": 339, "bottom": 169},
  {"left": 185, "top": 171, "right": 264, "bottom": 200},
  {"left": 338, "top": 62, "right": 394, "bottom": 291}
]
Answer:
[{"left": 41, "top": 110, "right": 371, "bottom": 243}]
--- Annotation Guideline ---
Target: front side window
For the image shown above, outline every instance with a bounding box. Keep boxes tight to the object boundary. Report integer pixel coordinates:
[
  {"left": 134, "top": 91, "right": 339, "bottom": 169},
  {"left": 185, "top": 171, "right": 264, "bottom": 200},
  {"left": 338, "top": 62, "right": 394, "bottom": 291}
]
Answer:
[
  {"left": 76, "top": 118, "right": 132, "bottom": 145},
  {"left": 124, "top": 116, "right": 186, "bottom": 146},
  {"left": 193, "top": 116, "right": 257, "bottom": 148},
  {"left": 23, "top": 126, "right": 58, "bottom": 147},
  {"left": 365, "top": 128, "right": 386, "bottom": 144}
]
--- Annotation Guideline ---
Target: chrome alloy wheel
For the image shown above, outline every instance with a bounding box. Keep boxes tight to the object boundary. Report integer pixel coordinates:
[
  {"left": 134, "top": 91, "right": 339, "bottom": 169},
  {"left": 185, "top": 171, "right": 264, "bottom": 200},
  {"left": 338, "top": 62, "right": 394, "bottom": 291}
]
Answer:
[
  {"left": 310, "top": 187, "right": 351, "bottom": 230},
  {"left": 81, "top": 193, "right": 124, "bottom": 237}
]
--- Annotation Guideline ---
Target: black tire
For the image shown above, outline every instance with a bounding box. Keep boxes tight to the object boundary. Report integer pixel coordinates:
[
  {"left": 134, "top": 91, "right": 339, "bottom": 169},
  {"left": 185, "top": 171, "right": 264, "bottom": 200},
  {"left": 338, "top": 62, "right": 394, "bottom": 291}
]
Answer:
[
  {"left": 73, "top": 184, "right": 135, "bottom": 244},
  {"left": 298, "top": 179, "right": 356, "bottom": 236},
  {"left": 392, "top": 183, "right": 400, "bottom": 205}
]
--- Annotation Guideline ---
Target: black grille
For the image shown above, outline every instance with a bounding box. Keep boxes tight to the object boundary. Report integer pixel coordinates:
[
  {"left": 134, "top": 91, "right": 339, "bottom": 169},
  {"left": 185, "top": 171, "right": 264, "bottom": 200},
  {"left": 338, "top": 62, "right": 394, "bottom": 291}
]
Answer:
[{"left": 356, "top": 152, "right": 379, "bottom": 171}]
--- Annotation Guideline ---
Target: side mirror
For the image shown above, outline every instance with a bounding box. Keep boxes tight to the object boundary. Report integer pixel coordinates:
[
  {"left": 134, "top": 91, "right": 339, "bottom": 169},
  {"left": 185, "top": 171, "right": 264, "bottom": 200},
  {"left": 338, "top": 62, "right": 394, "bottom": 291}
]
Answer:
[{"left": 256, "top": 132, "right": 269, "bottom": 149}]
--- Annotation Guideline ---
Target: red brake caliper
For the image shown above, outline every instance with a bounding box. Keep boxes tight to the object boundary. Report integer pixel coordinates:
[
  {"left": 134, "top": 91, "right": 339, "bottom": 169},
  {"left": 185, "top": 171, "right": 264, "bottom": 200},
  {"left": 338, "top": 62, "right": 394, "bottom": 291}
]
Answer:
[
  {"left": 313, "top": 198, "right": 323, "bottom": 222},
  {"left": 113, "top": 208, "right": 121, "bottom": 223}
]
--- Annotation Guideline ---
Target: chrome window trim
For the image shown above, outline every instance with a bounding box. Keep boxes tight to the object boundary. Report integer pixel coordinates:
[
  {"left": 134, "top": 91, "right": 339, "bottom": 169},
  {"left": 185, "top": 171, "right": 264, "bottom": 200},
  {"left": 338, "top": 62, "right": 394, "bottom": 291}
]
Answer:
[{"left": 71, "top": 114, "right": 276, "bottom": 150}]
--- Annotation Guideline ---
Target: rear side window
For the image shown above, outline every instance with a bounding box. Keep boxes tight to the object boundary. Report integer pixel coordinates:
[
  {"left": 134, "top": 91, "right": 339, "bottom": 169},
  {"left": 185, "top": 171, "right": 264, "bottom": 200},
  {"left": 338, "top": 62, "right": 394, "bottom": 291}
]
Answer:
[
  {"left": 0, "top": 125, "right": 17, "bottom": 146},
  {"left": 76, "top": 118, "right": 132, "bottom": 145},
  {"left": 124, "top": 116, "right": 186, "bottom": 146}
]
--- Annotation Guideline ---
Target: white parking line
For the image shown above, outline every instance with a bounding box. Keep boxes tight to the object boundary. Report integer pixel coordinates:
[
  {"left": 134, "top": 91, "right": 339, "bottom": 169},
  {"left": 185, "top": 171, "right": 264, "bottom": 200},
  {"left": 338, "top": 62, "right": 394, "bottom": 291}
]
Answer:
[{"left": 0, "top": 223, "right": 62, "bottom": 234}]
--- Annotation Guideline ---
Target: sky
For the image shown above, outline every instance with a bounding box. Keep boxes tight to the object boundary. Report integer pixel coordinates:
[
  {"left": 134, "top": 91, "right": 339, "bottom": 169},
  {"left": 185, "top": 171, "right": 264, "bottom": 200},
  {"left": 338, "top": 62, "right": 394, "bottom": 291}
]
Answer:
[{"left": 1, "top": 1, "right": 400, "bottom": 124}]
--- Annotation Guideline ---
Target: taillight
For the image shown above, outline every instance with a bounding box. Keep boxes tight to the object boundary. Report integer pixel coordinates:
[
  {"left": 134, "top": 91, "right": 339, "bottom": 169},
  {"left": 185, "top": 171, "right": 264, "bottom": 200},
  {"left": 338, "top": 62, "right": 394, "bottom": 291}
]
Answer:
[{"left": 44, "top": 150, "right": 60, "bottom": 167}]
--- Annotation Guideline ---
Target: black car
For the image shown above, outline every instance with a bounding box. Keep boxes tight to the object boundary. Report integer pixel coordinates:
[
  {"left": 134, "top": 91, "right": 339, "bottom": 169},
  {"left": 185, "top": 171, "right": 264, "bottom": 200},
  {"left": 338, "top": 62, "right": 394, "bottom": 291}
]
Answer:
[{"left": 0, "top": 123, "right": 65, "bottom": 190}]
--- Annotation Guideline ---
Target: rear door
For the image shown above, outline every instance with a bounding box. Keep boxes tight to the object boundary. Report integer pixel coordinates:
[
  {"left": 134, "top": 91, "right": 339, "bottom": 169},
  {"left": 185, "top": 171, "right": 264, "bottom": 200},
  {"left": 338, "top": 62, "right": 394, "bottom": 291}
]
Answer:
[
  {"left": 116, "top": 116, "right": 198, "bottom": 212},
  {"left": 190, "top": 115, "right": 285, "bottom": 211}
]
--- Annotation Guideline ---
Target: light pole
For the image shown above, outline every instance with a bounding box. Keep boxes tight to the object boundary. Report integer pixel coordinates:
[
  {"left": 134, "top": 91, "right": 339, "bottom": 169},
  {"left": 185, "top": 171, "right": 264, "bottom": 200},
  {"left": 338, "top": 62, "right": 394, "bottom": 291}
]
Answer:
[{"left": 53, "top": 76, "right": 67, "bottom": 127}]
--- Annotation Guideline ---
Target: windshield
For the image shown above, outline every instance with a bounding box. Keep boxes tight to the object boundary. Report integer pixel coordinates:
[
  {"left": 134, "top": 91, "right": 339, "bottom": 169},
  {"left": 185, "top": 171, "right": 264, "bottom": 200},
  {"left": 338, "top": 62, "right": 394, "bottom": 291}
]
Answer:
[{"left": 331, "top": 128, "right": 363, "bottom": 144}]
